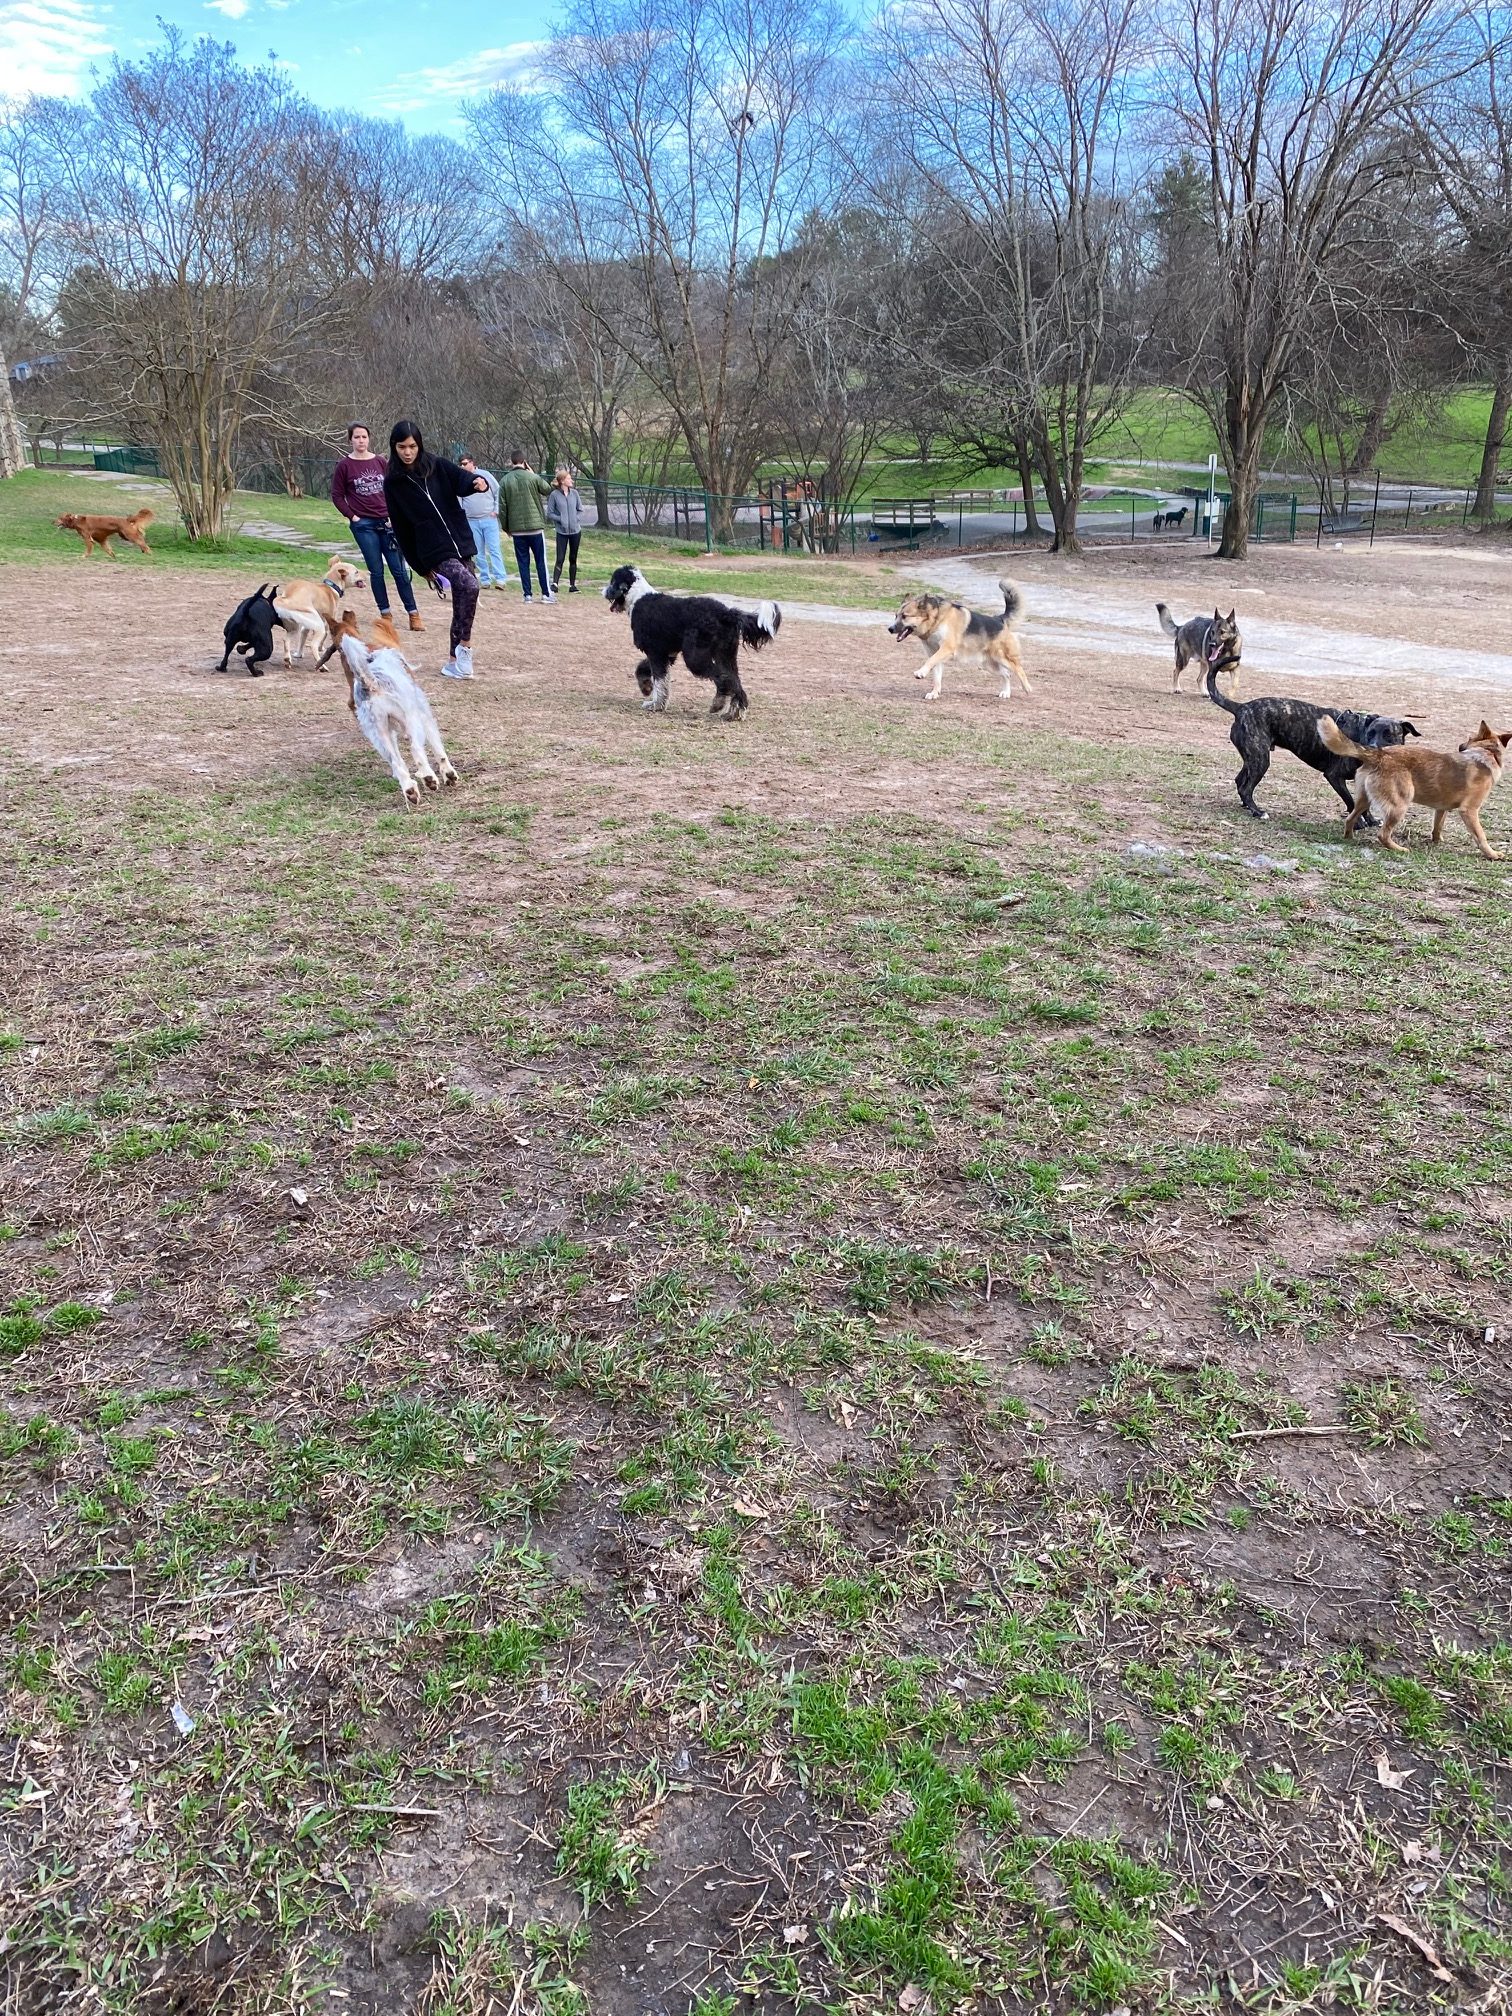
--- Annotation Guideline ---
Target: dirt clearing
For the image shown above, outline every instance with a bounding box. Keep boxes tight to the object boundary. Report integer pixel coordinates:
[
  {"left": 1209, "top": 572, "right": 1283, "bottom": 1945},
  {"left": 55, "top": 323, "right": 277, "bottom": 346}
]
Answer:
[{"left": 2, "top": 539, "right": 1510, "bottom": 2014}]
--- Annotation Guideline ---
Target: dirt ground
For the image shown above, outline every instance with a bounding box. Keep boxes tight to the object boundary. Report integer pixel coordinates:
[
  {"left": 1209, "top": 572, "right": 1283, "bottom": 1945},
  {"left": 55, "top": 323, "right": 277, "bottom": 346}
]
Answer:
[
  {"left": 2, "top": 535, "right": 1511, "bottom": 2016},
  {"left": 5, "top": 536, "right": 1512, "bottom": 805}
]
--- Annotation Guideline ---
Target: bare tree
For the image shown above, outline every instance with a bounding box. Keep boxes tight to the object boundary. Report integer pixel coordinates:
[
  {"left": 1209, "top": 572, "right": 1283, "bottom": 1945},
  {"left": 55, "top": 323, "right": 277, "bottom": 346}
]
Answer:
[
  {"left": 1410, "top": 3, "right": 1512, "bottom": 517},
  {"left": 480, "top": 238, "right": 641, "bottom": 521},
  {"left": 872, "top": 0, "right": 1144, "bottom": 553},
  {"left": 43, "top": 35, "right": 340, "bottom": 539},
  {"left": 471, "top": 0, "right": 847, "bottom": 541},
  {"left": 1159, "top": 0, "right": 1443, "bottom": 557}
]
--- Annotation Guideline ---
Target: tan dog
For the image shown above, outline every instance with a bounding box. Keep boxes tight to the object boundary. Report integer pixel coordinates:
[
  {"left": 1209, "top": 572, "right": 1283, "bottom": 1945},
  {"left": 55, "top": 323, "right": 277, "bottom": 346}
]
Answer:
[
  {"left": 1320, "top": 715, "right": 1512, "bottom": 858},
  {"left": 274, "top": 557, "right": 365, "bottom": 668},
  {"left": 56, "top": 507, "right": 154, "bottom": 558},
  {"left": 888, "top": 580, "right": 1030, "bottom": 701}
]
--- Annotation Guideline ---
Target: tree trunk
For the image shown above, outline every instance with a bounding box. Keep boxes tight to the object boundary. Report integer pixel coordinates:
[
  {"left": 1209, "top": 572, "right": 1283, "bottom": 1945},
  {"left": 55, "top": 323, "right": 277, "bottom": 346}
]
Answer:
[
  {"left": 1473, "top": 360, "right": 1512, "bottom": 522},
  {"left": 0, "top": 353, "right": 27, "bottom": 479},
  {"left": 1346, "top": 389, "right": 1394, "bottom": 478},
  {"left": 1217, "top": 430, "right": 1261, "bottom": 560},
  {"left": 1040, "top": 461, "right": 1081, "bottom": 555},
  {"left": 1013, "top": 430, "right": 1042, "bottom": 539},
  {"left": 592, "top": 473, "right": 612, "bottom": 525}
]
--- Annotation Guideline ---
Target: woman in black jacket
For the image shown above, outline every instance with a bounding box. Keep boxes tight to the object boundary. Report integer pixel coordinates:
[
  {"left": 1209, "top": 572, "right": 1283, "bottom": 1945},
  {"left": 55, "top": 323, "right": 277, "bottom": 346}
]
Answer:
[{"left": 384, "top": 419, "right": 489, "bottom": 679}]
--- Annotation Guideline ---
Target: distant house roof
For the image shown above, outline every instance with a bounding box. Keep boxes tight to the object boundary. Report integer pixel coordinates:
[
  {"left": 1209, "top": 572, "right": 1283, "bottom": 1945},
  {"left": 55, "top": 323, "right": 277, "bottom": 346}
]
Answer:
[{"left": 8, "top": 355, "right": 65, "bottom": 382}]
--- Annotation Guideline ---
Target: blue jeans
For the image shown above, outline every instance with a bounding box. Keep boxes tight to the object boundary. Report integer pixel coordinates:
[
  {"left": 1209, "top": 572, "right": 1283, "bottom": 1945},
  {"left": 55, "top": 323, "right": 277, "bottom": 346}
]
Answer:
[
  {"left": 512, "top": 531, "right": 549, "bottom": 597},
  {"left": 471, "top": 514, "right": 508, "bottom": 585},
  {"left": 349, "top": 517, "right": 417, "bottom": 615}
]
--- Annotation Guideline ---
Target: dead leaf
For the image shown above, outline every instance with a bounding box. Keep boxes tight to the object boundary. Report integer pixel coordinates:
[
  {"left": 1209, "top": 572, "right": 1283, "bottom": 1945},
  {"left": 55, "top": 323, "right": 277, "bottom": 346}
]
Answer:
[
  {"left": 1375, "top": 1748, "right": 1415, "bottom": 1791},
  {"left": 732, "top": 1496, "right": 764, "bottom": 1520},
  {"left": 782, "top": 1924, "right": 808, "bottom": 1946},
  {"left": 1376, "top": 1911, "right": 1452, "bottom": 1983},
  {"left": 1401, "top": 1839, "right": 1424, "bottom": 1864},
  {"left": 897, "top": 1989, "right": 929, "bottom": 2014}
]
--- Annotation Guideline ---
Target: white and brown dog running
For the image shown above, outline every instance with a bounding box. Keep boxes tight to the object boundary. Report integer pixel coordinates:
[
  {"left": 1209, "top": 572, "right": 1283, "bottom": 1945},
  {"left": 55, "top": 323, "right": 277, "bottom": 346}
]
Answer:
[
  {"left": 275, "top": 557, "right": 365, "bottom": 669},
  {"left": 337, "top": 610, "right": 457, "bottom": 807},
  {"left": 888, "top": 580, "right": 1032, "bottom": 701}
]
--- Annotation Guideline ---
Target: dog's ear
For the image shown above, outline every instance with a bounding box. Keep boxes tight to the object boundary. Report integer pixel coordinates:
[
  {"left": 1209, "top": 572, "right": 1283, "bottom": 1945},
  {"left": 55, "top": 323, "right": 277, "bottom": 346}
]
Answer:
[
  {"left": 1400, "top": 719, "right": 1421, "bottom": 739},
  {"left": 1226, "top": 609, "right": 1236, "bottom": 623},
  {"left": 1477, "top": 719, "right": 1496, "bottom": 741},
  {"left": 1501, "top": 732, "right": 1512, "bottom": 748}
]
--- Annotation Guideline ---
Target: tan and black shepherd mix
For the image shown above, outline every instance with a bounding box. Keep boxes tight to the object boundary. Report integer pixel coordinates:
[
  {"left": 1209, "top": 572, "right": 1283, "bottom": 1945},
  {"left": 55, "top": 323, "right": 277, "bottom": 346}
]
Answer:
[
  {"left": 56, "top": 507, "right": 154, "bottom": 558},
  {"left": 1320, "top": 715, "right": 1512, "bottom": 858},
  {"left": 889, "top": 579, "right": 1031, "bottom": 701}
]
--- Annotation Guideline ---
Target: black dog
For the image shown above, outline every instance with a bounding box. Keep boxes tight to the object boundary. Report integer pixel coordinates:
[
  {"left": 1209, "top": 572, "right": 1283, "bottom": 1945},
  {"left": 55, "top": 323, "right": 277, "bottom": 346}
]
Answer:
[
  {"left": 217, "top": 583, "right": 284, "bottom": 677},
  {"left": 602, "top": 565, "right": 780, "bottom": 721},
  {"left": 1153, "top": 506, "right": 1189, "bottom": 532},
  {"left": 1205, "top": 663, "right": 1420, "bottom": 819}
]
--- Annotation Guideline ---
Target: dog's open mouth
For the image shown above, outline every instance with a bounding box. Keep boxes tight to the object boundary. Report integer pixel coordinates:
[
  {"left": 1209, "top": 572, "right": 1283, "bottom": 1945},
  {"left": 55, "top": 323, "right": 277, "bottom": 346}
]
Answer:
[
  {"left": 1207, "top": 634, "right": 1233, "bottom": 665},
  {"left": 889, "top": 621, "right": 915, "bottom": 641}
]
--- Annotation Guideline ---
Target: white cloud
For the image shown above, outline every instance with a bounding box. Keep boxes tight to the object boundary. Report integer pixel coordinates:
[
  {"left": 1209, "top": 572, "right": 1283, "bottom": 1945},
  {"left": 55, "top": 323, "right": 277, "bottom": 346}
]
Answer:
[
  {"left": 205, "top": 0, "right": 250, "bottom": 16},
  {"left": 369, "top": 40, "right": 547, "bottom": 109},
  {"left": 0, "top": 0, "right": 112, "bottom": 97}
]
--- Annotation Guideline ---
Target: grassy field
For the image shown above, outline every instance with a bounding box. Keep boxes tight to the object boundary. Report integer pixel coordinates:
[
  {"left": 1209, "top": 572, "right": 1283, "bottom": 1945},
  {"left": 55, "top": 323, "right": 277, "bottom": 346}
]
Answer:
[
  {"left": 2, "top": 531, "right": 1510, "bottom": 2013},
  {"left": 2, "top": 469, "right": 905, "bottom": 609}
]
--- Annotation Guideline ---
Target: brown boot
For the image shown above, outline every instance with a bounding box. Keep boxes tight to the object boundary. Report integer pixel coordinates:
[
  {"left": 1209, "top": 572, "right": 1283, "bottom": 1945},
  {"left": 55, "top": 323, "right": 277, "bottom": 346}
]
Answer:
[{"left": 408, "top": 611, "right": 424, "bottom": 633}]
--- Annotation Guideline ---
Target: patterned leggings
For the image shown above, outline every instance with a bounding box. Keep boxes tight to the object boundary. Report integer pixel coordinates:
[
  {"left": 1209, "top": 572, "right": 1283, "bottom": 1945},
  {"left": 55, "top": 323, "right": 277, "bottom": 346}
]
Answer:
[{"left": 432, "top": 557, "right": 479, "bottom": 654}]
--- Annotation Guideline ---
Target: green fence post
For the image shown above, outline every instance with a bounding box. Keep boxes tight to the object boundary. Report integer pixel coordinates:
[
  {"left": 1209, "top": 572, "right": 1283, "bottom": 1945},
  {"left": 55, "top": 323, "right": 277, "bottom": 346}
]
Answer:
[
  {"left": 704, "top": 492, "right": 713, "bottom": 554},
  {"left": 1290, "top": 493, "right": 1297, "bottom": 540},
  {"left": 1130, "top": 493, "right": 1135, "bottom": 541},
  {"left": 1405, "top": 487, "right": 1413, "bottom": 532}
]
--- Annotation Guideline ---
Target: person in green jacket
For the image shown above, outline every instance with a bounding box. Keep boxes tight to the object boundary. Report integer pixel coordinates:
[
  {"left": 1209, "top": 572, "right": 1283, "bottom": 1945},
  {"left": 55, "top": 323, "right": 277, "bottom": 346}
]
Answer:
[{"left": 499, "top": 448, "right": 553, "bottom": 603}]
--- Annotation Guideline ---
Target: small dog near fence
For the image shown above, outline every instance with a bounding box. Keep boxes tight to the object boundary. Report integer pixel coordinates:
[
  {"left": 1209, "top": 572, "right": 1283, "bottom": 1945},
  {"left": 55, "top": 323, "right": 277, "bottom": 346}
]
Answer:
[{"left": 1152, "top": 506, "right": 1189, "bottom": 533}]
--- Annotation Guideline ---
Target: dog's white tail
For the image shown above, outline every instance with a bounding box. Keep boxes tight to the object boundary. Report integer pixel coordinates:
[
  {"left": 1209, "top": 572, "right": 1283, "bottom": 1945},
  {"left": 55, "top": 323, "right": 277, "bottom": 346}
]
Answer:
[{"left": 756, "top": 599, "right": 779, "bottom": 637}]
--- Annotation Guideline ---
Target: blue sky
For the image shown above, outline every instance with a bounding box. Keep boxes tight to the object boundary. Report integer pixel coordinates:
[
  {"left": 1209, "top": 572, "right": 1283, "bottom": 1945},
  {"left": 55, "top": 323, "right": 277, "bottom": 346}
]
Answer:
[{"left": 0, "top": 0, "right": 545, "bottom": 130}]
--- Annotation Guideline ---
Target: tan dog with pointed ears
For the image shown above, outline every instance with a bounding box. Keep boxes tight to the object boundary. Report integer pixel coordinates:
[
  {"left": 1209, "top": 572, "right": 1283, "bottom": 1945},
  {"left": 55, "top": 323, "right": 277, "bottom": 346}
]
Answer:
[{"left": 1320, "top": 715, "right": 1512, "bottom": 858}]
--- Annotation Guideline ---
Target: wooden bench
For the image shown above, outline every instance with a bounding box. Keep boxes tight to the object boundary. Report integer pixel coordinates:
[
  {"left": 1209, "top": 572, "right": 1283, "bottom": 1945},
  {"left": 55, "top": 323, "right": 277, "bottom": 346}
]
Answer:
[{"left": 870, "top": 499, "right": 942, "bottom": 549}]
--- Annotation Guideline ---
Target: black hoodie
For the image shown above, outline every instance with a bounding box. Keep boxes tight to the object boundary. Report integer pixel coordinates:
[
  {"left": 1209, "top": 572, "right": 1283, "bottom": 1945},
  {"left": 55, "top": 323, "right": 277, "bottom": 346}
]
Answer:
[{"left": 384, "top": 452, "right": 480, "bottom": 575}]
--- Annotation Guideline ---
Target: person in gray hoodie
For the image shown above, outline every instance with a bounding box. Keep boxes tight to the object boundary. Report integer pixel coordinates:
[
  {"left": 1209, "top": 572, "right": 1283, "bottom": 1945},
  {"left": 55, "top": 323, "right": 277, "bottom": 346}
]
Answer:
[
  {"left": 546, "top": 467, "right": 585, "bottom": 592},
  {"left": 459, "top": 454, "right": 508, "bottom": 590}
]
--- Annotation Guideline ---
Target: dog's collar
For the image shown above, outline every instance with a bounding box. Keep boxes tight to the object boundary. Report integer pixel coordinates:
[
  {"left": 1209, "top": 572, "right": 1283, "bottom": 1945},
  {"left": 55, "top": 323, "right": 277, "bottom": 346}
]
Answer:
[{"left": 322, "top": 577, "right": 345, "bottom": 595}]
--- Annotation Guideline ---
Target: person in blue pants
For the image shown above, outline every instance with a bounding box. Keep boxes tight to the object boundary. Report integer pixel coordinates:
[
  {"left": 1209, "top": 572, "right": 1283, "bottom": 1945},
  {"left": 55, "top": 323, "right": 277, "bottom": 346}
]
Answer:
[
  {"left": 330, "top": 423, "right": 424, "bottom": 632},
  {"left": 460, "top": 454, "right": 509, "bottom": 591}
]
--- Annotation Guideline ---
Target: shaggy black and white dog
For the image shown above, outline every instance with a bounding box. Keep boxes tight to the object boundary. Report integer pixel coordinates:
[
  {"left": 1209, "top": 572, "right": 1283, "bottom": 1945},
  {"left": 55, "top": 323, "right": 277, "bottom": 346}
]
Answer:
[{"left": 602, "top": 565, "right": 781, "bottom": 721}]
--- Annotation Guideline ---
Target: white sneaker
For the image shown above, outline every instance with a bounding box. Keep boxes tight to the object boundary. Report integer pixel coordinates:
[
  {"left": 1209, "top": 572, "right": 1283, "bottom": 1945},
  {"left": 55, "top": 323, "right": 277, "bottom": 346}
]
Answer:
[
  {"left": 454, "top": 644, "right": 474, "bottom": 677},
  {"left": 544, "top": 588, "right": 557, "bottom": 602},
  {"left": 441, "top": 656, "right": 467, "bottom": 679}
]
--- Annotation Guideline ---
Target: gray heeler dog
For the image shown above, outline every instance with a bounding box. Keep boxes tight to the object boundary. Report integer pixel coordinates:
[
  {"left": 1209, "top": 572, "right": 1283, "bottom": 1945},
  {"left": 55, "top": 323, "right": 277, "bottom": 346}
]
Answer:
[
  {"left": 1157, "top": 602, "right": 1241, "bottom": 694},
  {"left": 1205, "top": 663, "right": 1420, "bottom": 820}
]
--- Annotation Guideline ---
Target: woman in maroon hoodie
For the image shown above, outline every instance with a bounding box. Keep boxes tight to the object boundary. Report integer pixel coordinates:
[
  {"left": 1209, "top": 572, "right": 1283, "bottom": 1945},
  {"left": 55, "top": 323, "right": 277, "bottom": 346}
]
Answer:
[{"left": 331, "top": 423, "right": 424, "bottom": 633}]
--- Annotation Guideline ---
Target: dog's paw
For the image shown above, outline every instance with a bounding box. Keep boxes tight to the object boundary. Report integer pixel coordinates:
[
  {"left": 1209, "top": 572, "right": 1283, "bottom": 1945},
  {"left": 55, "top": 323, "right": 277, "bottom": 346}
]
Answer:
[
  {"left": 913, "top": 669, "right": 926, "bottom": 680},
  {"left": 923, "top": 690, "right": 938, "bottom": 701},
  {"left": 419, "top": 771, "right": 440, "bottom": 792}
]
